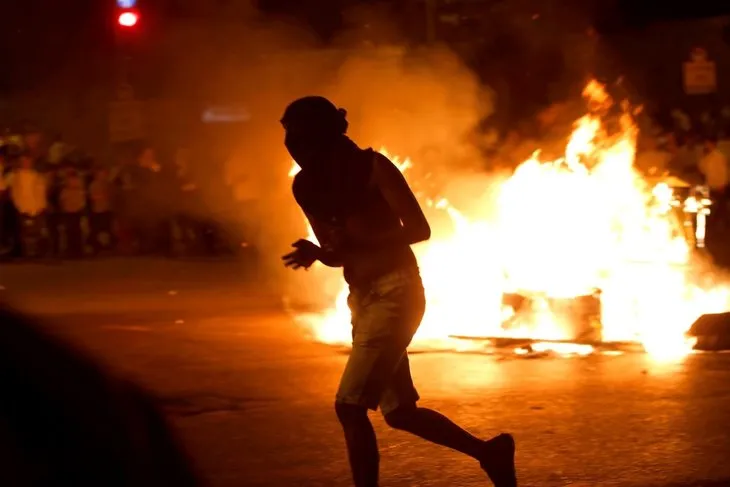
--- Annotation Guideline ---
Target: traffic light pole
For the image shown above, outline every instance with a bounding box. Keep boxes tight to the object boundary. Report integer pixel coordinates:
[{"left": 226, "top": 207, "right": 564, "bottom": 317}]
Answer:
[
  {"left": 113, "top": 0, "right": 138, "bottom": 82},
  {"left": 111, "top": 0, "right": 144, "bottom": 145}
]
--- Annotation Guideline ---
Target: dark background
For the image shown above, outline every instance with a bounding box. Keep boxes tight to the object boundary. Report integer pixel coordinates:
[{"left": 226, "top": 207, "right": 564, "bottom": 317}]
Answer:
[
  {"left": 2, "top": 0, "right": 730, "bottom": 141},
  {"left": 2, "top": 0, "right": 730, "bottom": 93}
]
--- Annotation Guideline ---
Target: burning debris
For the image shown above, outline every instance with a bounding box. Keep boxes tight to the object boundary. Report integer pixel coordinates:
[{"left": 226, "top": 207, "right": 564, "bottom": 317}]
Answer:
[
  {"left": 289, "top": 80, "right": 730, "bottom": 359},
  {"left": 500, "top": 291, "right": 602, "bottom": 343}
]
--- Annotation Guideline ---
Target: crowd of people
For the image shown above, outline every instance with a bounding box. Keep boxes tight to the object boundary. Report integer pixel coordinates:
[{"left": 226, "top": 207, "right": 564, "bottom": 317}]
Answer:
[
  {"left": 0, "top": 127, "right": 236, "bottom": 261},
  {"left": 4, "top": 106, "right": 730, "bottom": 263}
]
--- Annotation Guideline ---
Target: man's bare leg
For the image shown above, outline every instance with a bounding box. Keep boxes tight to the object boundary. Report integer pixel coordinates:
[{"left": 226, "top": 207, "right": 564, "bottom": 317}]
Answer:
[
  {"left": 383, "top": 405, "right": 484, "bottom": 458},
  {"left": 336, "top": 403, "right": 379, "bottom": 487},
  {"left": 384, "top": 405, "right": 517, "bottom": 486}
]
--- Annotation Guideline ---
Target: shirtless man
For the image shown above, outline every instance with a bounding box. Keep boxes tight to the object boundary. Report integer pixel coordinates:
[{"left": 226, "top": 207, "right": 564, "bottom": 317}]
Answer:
[{"left": 281, "top": 96, "right": 517, "bottom": 487}]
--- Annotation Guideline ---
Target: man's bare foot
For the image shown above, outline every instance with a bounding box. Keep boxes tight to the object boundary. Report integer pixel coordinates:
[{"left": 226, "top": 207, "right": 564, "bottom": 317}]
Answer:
[{"left": 479, "top": 433, "right": 517, "bottom": 487}]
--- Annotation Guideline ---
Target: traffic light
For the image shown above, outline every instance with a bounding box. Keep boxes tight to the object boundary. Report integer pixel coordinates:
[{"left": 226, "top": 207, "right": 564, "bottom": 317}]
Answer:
[
  {"left": 116, "top": 0, "right": 139, "bottom": 28},
  {"left": 118, "top": 10, "right": 139, "bottom": 27}
]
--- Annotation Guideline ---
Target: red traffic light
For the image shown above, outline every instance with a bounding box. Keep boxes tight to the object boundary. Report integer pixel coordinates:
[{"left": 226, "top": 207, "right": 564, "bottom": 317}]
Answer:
[{"left": 118, "top": 11, "right": 139, "bottom": 27}]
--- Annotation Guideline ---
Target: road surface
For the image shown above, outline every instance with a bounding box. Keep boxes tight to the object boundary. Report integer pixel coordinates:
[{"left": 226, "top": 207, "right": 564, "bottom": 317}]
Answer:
[{"left": 2, "top": 259, "right": 730, "bottom": 486}]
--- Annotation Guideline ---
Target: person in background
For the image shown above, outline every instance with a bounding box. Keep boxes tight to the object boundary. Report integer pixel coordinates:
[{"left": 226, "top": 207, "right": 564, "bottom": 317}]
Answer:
[
  {"left": 28, "top": 129, "right": 58, "bottom": 256},
  {"left": 699, "top": 136, "right": 729, "bottom": 192},
  {"left": 47, "top": 132, "right": 70, "bottom": 166},
  {"left": 663, "top": 131, "right": 678, "bottom": 154},
  {"left": 89, "top": 166, "right": 115, "bottom": 254},
  {"left": 59, "top": 164, "right": 88, "bottom": 258},
  {"left": 717, "top": 112, "right": 730, "bottom": 162},
  {"left": 23, "top": 126, "right": 48, "bottom": 170},
  {"left": 7, "top": 154, "right": 48, "bottom": 257},
  {"left": 174, "top": 148, "right": 195, "bottom": 193},
  {"left": 5, "top": 132, "right": 25, "bottom": 153},
  {"left": 0, "top": 146, "right": 11, "bottom": 256},
  {"left": 112, "top": 152, "right": 138, "bottom": 255},
  {"left": 697, "top": 135, "right": 730, "bottom": 262},
  {"left": 226, "top": 149, "right": 264, "bottom": 252},
  {"left": 133, "top": 147, "right": 167, "bottom": 255},
  {"left": 45, "top": 163, "right": 64, "bottom": 258},
  {"left": 1, "top": 145, "right": 22, "bottom": 257},
  {"left": 699, "top": 111, "right": 717, "bottom": 139},
  {"left": 671, "top": 108, "right": 692, "bottom": 137},
  {"left": 635, "top": 134, "right": 672, "bottom": 178},
  {"left": 171, "top": 148, "right": 201, "bottom": 256},
  {"left": 669, "top": 133, "right": 703, "bottom": 184}
]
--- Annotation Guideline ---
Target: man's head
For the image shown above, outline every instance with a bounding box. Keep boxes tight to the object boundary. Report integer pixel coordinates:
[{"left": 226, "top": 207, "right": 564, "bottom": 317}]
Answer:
[
  {"left": 175, "top": 148, "right": 190, "bottom": 176},
  {"left": 19, "top": 154, "right": 33, "bottom": 170},
  {"left": 23, "top": 130, "right": 42, "bottom": 154},
  {"left": 138, "top": 147, "right": 157, "bottom": 168},
  {"left": 281, "top": 96, "right": 348, "bottom": 170},
  {"left": 704, "top": 135, "right": 719, "bottom": 153}
]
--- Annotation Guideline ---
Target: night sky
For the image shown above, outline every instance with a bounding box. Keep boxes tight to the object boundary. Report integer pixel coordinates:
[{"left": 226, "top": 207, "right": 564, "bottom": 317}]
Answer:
[{"left": 1, "top": 0, "right": 729, "bottom": 94}]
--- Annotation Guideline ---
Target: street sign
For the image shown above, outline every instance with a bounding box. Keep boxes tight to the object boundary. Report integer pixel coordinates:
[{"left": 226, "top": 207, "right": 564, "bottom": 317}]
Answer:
[
  {"left": 683, "top": 47, "right": 717, "bottom": 95},
  {"left": 201, "top": 106, "right": 251, "bottom": 123}
]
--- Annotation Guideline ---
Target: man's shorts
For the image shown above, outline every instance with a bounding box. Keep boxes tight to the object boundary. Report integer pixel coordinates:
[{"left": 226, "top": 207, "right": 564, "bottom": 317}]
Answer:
[{"left": 335, "top": 269, "right": 425, "bottom": 415}]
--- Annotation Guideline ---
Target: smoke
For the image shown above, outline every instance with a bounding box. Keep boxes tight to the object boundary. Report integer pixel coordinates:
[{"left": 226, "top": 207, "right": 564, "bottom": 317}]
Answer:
[
  {"left": 324, "top": 47, "right": 492, "bottom": 168},
  {"left": 191, "top": 5, "right": 495, "bottom": 304}
]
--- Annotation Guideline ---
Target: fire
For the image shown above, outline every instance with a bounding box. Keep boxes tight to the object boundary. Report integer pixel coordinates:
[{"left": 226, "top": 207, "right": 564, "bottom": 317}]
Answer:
[{"left": 288, "top": 81, "right": 730, "bottom": 360}]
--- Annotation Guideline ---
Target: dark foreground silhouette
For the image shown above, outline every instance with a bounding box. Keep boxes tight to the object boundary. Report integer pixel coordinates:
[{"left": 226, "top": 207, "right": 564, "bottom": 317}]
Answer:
[{"left": 0, "top": 305, "right": 201, "bottom": 487}]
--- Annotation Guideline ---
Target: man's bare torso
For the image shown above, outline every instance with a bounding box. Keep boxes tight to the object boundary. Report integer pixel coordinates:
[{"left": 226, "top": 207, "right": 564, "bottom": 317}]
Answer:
[{"left": 293, "top": 149, "right": 417, "bottom": 285}]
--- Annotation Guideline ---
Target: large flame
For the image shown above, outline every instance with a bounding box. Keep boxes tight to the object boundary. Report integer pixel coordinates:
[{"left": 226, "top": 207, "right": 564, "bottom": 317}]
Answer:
[{"left": 288, "top": 81, "right": 730, "bottom": 360}]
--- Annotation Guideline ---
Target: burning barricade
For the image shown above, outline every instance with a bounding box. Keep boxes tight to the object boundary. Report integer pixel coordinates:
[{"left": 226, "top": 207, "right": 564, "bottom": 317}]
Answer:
[{"left": 288, "top": 80, "right": 730, "bottom": 359}]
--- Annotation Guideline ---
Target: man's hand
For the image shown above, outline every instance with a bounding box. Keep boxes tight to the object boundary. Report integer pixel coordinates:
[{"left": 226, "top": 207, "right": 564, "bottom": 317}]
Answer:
[{"left": 282, "top": 239, "right": 321, "bottom": 270}]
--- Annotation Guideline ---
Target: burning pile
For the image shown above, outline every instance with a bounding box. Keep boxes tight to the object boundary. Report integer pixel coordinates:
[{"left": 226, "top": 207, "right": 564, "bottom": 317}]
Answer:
[{"left": 289, "top": 81, "right": 730, "bottom": 359}]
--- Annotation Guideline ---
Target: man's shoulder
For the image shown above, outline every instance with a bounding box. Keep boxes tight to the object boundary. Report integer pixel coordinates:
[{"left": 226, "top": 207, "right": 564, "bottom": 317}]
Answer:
[
  {"left": 369, "top": 150, "right": 400, "bottom": 179},
  {"left": 704, "top": 150, "right": 727, "bottom": 164},
  {"left": 369, "top": 149, "right": 389, "bottom": 163}
]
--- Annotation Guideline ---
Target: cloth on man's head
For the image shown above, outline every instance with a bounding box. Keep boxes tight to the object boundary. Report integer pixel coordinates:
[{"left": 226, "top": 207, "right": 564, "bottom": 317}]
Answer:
[{"left": 281, "top": 96, "right": 348, "bottom": 134}]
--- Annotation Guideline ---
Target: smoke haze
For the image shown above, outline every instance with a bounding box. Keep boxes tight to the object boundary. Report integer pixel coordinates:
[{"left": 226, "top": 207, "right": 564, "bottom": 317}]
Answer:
[{"left": 201, "top": 6, "right": 495, "bottom": 305}]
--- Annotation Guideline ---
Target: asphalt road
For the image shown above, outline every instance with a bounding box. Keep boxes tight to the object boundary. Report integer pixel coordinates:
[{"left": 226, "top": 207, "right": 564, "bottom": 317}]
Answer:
[{"left": 3, "top": 259, "right": 730, "bottom": 487}]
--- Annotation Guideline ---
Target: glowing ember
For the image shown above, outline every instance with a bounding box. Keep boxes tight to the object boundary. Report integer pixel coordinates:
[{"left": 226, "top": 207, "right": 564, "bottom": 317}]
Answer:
[{"left": 288, "top": 81, "right": 730, "bottom": 359}]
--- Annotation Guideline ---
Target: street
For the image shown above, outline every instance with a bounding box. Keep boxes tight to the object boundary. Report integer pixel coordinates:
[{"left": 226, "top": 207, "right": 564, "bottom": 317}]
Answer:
[{"left": 3, "top": 260, "right": 730, "bottom": 487}]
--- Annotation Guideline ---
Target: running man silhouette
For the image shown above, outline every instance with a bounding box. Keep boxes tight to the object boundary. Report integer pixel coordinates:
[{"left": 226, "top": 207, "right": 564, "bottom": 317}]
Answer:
[{"left": 282, "top": 96, "right": 517, "bottom": 487}]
